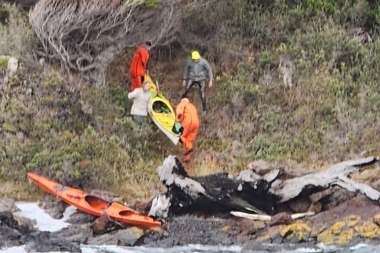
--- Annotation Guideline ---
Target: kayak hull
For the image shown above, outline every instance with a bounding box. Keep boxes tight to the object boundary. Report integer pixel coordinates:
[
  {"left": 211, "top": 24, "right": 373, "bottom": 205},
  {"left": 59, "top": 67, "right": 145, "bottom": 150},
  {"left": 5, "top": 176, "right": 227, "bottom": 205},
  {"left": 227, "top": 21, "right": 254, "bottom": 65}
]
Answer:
[
  {"left": 27, "top": 172, "right": 162, "bottom": 228},
  {"left": 150, "top": 96, "right": 180, "bottom": 145},
  {"left": 145, "top": 74, "right": 180, "bottom": 145}
]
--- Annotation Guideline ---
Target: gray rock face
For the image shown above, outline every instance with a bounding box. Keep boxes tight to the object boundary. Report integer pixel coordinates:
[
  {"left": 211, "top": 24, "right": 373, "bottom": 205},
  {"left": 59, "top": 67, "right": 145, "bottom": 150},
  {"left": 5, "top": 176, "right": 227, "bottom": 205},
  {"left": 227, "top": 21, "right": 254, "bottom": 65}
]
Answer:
[
  {"left": 0, "top": 211, "right": 81, "bottom": 252},
  {"left": 0, "top": 197, "right": 17, "bottom": 212},
  {"left": 86, "top": 227, "right": 144, "bottom": 246},
  {"left": 38, "top": 197, "right": 68, "bottom": 219}
]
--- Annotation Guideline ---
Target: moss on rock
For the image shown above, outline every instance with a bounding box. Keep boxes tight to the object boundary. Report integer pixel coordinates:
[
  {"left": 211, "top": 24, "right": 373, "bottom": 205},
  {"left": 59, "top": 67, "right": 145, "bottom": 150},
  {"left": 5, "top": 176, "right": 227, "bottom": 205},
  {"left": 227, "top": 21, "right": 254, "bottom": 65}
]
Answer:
[{"left": 279, "top": 222, "right": 313, "bottom": 242}]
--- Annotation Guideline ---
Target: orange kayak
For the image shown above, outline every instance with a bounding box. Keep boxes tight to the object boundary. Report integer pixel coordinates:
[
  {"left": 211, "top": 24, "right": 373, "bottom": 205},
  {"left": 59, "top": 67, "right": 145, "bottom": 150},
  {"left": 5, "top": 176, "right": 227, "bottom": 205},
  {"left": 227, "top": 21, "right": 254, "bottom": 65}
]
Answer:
[{"left": 27, "top": 172, "right": 162, "bottom": 228}]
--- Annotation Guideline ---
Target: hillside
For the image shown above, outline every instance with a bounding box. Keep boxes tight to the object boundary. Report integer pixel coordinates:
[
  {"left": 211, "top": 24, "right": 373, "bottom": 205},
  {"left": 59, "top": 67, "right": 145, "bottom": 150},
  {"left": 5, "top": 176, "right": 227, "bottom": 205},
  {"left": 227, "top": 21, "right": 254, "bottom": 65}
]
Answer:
[{"left": 0, "top": 0, "right": 380, "bottom": 202}]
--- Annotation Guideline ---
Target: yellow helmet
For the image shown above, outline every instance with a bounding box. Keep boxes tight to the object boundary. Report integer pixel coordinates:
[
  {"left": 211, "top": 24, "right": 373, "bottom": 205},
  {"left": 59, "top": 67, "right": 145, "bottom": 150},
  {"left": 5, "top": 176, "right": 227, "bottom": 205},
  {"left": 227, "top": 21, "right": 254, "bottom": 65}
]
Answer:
[{"left": 191, "top": 51, "right": 201, "bottom": 60}]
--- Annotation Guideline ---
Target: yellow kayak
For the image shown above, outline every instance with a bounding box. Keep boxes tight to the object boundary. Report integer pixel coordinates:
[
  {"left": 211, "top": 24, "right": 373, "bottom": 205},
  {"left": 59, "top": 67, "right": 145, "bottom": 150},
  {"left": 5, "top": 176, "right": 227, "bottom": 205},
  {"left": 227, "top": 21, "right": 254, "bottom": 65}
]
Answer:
[{"left": 145, "top": 74, "right": 180, "bottom": 145}]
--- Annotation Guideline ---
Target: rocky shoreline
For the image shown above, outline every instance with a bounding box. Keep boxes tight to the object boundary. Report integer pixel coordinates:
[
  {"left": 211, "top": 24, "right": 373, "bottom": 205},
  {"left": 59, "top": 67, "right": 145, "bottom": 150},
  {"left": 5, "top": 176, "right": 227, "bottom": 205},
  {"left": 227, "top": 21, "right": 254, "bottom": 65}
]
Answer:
[
  {"left": 3, "top": 156, "right": 380, "bottom": 252},
  {"left": 1, "top": 193, "right": 380, "bottom": 252}
]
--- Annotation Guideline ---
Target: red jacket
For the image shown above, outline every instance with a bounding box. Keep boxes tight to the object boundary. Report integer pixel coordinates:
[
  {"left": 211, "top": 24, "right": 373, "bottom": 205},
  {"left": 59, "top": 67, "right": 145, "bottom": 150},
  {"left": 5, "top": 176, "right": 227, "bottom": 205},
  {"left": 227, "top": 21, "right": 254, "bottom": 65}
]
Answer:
[{"left": 129, "top": 45, "right": 149, "bottom": 77}]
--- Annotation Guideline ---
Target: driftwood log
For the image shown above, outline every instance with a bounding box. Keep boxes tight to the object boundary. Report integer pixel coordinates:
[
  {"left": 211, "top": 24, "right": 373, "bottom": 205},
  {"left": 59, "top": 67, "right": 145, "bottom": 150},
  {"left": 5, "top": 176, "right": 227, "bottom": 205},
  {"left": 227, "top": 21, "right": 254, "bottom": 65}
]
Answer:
[{"left": 149, "top": 155, "right": 380, "bottom": 219}]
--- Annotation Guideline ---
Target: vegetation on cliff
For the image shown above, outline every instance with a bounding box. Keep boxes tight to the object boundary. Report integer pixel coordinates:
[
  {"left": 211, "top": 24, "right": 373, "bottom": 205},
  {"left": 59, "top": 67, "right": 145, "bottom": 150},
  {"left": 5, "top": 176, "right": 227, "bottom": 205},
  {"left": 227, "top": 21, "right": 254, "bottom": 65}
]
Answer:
[{"left": 0, "top": 0, "right": 379, "bottom": 202}]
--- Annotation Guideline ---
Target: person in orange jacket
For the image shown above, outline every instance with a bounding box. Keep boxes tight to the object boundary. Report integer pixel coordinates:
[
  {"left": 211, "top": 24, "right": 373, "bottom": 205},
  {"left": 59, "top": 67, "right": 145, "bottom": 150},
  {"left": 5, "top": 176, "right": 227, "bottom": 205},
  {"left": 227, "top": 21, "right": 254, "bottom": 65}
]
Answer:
[
  {"left": 129, "top": 41, "right": 152, "bottom": 91},
  {"left": 175, "top": 95, "right": 200, "bottom": 163}
]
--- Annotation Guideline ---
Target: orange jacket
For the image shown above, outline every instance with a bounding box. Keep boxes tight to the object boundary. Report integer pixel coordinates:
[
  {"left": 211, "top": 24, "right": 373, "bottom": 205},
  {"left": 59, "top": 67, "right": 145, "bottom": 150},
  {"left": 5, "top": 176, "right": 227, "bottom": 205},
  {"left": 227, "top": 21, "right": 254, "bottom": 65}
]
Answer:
[
  {"left": 175, "top": 98, "right": 199, "bottom": 127},
  {"left": 129, "top": 45, "right": 149, "bottom": 77}
]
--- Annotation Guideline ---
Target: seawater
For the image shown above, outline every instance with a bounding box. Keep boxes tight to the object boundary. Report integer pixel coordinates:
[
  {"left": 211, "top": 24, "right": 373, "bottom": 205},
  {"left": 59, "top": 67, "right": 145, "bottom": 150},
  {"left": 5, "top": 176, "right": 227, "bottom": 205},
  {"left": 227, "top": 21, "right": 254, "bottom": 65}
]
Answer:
[{"left": 0, "top": 203, "right": 379, "bottom": 253}]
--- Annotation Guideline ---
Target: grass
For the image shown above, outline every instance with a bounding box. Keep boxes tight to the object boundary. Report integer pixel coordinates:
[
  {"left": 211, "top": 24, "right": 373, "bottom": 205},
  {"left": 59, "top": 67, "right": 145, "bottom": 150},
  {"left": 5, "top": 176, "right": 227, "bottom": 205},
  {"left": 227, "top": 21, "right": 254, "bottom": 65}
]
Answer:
[{"left": 1, "top": 1, "right": 380, "bottom": 202}]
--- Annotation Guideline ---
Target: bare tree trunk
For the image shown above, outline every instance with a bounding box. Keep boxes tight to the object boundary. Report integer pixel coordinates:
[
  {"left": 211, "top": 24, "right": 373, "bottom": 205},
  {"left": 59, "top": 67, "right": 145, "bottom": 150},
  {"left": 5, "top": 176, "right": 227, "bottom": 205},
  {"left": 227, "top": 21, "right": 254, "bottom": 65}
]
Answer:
[{"left": 29, "top": 0, "right": 182, "bottom": 86}]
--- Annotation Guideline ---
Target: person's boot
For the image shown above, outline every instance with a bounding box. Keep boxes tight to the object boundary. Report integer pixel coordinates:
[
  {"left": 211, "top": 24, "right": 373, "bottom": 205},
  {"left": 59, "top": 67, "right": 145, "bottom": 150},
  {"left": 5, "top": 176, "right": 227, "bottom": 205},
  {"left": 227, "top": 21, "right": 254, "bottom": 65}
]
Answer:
[{"left": 183, "top": 149, "right": 193, "bottom": 163}]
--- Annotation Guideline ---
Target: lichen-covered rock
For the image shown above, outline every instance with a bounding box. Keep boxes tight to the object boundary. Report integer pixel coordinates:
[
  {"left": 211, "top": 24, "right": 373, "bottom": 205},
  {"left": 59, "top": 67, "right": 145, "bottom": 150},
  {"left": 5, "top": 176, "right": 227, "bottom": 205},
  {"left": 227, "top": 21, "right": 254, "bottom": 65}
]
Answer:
[
  {"left": 373, "top": 213, "right": 380, "bottom": 226},
  {"left": 317, "top": 215, "right": 380, "bottom": 245},
  {"left": 279, "top": 222, "right": 314, "bottom": 243},
  {"left": 354, "top": 221, "right": 380, "bottom": 239}
]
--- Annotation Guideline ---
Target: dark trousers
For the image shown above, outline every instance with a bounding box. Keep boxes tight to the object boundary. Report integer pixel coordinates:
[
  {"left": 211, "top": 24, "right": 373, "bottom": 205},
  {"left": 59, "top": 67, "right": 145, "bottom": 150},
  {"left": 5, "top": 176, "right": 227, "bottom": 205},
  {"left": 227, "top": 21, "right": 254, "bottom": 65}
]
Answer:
[{"left": 182, "top": 79, "right": 207, "bottom": 112}]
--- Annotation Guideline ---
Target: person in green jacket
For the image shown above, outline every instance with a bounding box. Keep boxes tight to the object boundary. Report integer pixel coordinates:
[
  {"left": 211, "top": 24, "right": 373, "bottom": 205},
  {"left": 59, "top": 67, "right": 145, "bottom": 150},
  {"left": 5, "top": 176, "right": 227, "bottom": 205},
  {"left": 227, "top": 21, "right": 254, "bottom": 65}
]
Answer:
[{"left": 181, "top": 51, "right": 213, "bottom": 115}]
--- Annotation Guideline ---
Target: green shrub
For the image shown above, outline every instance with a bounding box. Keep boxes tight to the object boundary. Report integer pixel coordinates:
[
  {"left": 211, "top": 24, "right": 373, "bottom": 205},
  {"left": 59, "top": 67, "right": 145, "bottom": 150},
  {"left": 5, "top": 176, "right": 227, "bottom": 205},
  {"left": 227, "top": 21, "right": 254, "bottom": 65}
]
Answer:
[
  {"left": 0, "top": 55, "right": 8, "bottom": 68},
  {"left": 0, "top": 4, "right": 32, "bottom": 57},
  {"left": 144, "top": 0, "right": 160, "bottom": 9},
  {"left": 303, "top": 0, "right": 339, "bottom": 16}
]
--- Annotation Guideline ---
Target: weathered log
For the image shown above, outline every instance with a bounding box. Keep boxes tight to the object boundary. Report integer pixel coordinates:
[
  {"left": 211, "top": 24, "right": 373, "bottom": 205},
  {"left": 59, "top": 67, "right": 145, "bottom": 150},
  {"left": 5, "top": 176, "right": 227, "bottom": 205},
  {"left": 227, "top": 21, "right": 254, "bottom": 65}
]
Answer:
[
  {"left": 150, "top": 155, "right": 281, "bottom": 218},
  {"left": 230, "top": 211, "right": 315, "bottom": 221},
  {"left": 271, "top": 156, "right": 380, "bottom": 203},
  {"left": 230, "top": 211, "right": 271, "bottom": 221},
  {"left": 149, "top": 155, "right": 380, "bottom": 220}
]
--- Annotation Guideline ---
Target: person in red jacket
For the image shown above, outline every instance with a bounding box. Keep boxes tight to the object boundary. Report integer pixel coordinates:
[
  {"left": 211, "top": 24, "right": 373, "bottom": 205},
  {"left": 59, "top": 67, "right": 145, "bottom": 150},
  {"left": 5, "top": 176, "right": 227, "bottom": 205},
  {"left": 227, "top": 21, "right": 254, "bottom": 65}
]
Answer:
[
  {"left": 129, "top": 41, "right": 152, "bottom": 91},
  {"left": 175, "top": 95, "right": 200, "bottom": 163}
]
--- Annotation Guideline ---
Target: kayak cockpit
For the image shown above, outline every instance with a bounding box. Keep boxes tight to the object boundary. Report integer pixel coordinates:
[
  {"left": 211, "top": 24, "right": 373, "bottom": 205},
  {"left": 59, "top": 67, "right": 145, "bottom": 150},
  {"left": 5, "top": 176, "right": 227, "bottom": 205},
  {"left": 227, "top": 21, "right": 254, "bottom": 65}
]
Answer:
[{"left": 84, "top": 195, "right": 110, "bottom": 210}]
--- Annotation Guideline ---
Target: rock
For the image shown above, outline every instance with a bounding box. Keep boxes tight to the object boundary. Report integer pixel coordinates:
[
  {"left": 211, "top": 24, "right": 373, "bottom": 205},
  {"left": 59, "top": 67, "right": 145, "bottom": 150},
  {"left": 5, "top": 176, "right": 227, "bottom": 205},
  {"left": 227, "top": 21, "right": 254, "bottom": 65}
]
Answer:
[
  {"left": 0, "top": 197, "right": 17, "bottom": 212},
  {"left": 12, "top": 214, "right": 35, "bottom": 232},
  {"left": 0, "top": 211, "right": 81, "bottom": 252},
  {"left": 66, "top": 211, "right": 95, "bottom": 224},
  {"left": 0, "top": 226, "right": 22, "bottom": 248},
  {"left": 90, "top": 189, "right": 120, "bottom": 203},
  {"left": 279, "top": 222, "right": 314, "bottom": 243},
  {"left": 116, "top": 227, "right": 144, "bottom": 246},
  {"left": 7, "top": 57, "right": 18, "bottom": 77},
  {"left": 288, "top": 198, "right": 311, "bottom": 213},
  {"left": 373, "top": 213, "right": 380, "bottom": 226},
  {"left": 53, "top": 224, "right": 92, "bottom": 243},
  {"left": 323, "top": 188, "right": 357, "bottom": 210},
  {"left": 371, "top": 179, "right": 380, "bottom": 191},
  {"left": 246, "top": 160, "right": 274, "bottom": 175},
  {"left": 309, "top": 188, "right": 334, "bottom": 203},
  {"left": 237, "top": 219, "right": 266, "bottom": 237},
  {"left": 86, "top": 232, "right": 118, "bottom": 245},
  {"left": 270, "top": 212, "right": 292, "bottom": 226},
  {"left": 23, "top": 231, "right": 82, "bottom": 253},
  {"left": 91, "top": 213, "right": 115, "bottom": 235},
  {"left": 234, "top": 169, "right": 261, "bottom": 182},
  {"left": 308, "top": 201, "right": 322, "bottom": 213},
  {"left": 132, "top": 197, "right": 154, "bottom": 214},
  {"left": 0, "top": 211, "right": 19, "bottom": 228},
  {"left": 317, "top": 221, "right": 354, "bottom": 245},
  {"left": 38, "top": 197, "right": 68, "bottom": 219}
]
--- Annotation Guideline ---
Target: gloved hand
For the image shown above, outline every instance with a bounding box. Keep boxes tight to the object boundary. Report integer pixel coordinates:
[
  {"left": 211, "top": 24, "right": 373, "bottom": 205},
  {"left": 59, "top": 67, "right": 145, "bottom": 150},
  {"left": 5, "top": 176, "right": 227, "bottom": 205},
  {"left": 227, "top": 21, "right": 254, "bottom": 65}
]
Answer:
[{"left": 173, "top": 123, "right": 182, "bottom": 134}]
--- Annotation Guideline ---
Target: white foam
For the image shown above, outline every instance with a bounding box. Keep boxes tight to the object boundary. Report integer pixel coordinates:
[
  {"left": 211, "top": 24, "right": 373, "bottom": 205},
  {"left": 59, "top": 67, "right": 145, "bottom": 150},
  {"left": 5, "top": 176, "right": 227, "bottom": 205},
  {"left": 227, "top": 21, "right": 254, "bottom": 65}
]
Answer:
[
  {"left": 0, "top": 247, "right": 71, "bottom": 253},
  {"left": 14, "top": 202, "right": 77, "bottom": 232},
  {"left": 0, "top": 246, "right": 27, "bottom": 253},
  {"left": 295, "top": 248, "right": 322, "bottom": 252},
  {"left": 81, "top": 244, "right": 243, "bottom": 253},
  {"left": 350, "top": 243, "right": 367, "bottom": 250}
]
